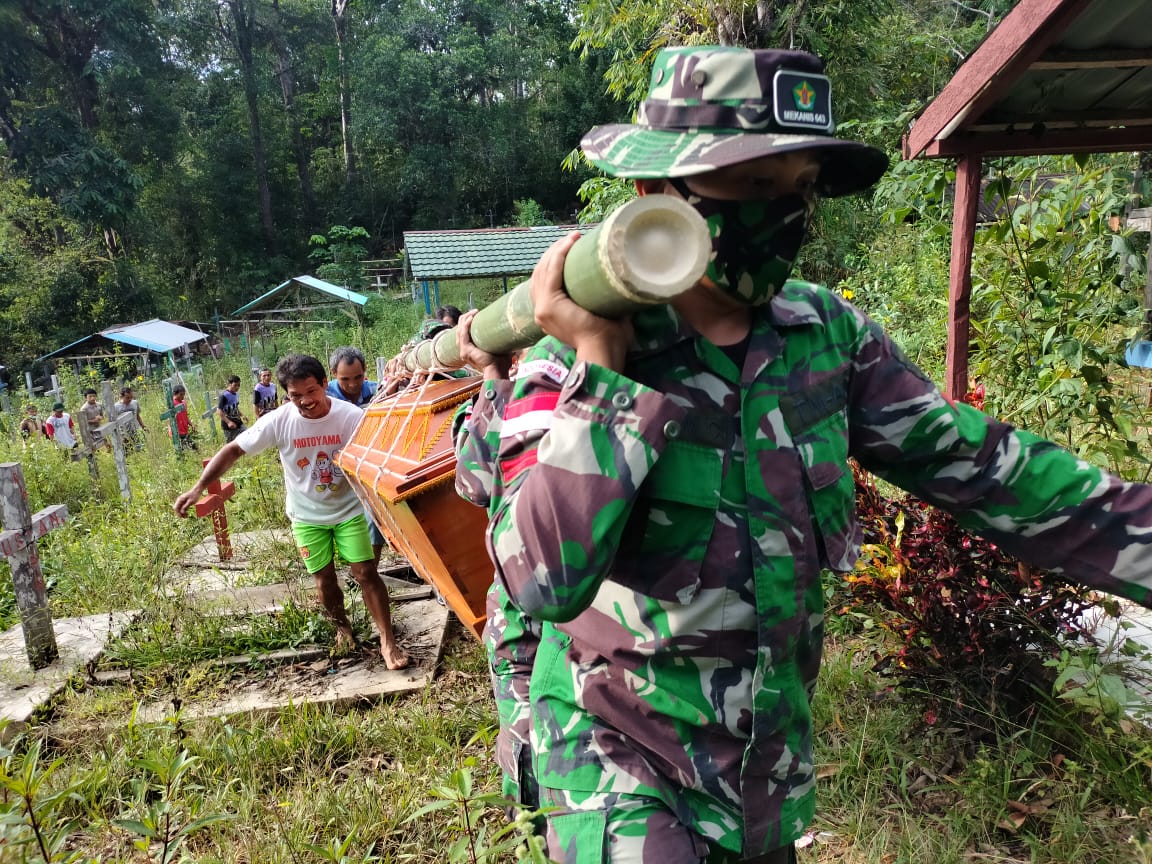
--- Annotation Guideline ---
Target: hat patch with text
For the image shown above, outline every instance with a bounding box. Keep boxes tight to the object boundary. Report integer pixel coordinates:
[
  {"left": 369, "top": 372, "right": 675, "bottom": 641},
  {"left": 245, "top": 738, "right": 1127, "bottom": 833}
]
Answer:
[{"left": 773, "top": 70, "right": 833, "bottom": 133}]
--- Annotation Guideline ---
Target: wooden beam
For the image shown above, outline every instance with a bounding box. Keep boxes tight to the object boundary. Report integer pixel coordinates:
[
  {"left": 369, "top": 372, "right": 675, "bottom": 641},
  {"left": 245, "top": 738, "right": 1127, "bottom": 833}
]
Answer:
[
  {"left": 923, "top": 126, "right": 1152, "bottom": 157},
  {"left": 1031, "top": 48, "right": 1152, "bottom": 70},
  {"left": 245, "top": 303, "right": 355, "bottom": 315},
  {"left": 973, "top": 109, "right": 1152, "bottom": 128},
  {"left": 968, "top": 119, "right": 1152, "bottom": 134},
  {"left": 903, "top": 0, "right": 1095, "bottom": 159},
  {"left": 946, "top": 155, "right": 983, "bottom": 402}
]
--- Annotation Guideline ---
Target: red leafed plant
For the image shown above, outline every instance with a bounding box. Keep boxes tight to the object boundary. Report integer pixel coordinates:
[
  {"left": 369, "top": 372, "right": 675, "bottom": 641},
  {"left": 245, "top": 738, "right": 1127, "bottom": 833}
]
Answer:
[{"left": 846, "top": 462, "right": 1098, "bottom": 725}]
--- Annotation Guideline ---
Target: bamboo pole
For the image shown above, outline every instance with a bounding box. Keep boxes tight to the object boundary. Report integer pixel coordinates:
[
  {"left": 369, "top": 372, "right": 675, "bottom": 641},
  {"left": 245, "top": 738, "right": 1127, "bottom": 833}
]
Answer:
[{"left": 397, "top": 195, "right": 710, "bottom": 373}]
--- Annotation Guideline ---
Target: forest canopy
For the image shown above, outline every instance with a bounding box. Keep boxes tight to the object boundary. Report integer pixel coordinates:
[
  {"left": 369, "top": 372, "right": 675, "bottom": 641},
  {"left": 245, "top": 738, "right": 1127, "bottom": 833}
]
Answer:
[{"left": 0, "top": 0, "right": 1014, "bottom": 373}]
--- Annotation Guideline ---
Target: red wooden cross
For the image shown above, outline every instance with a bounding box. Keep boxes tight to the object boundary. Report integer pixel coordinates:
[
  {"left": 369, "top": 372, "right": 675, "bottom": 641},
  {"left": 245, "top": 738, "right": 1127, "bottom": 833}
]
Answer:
[{"left": 193, "top": 459, "right": 237, "bottom": 561}]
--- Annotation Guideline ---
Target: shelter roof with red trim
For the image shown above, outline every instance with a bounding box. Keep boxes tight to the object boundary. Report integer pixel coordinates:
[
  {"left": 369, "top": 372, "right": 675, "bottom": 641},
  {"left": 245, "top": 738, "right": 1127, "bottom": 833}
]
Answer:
[{"left": 904, "top": 0, "right": 1152, "bottom": 160}]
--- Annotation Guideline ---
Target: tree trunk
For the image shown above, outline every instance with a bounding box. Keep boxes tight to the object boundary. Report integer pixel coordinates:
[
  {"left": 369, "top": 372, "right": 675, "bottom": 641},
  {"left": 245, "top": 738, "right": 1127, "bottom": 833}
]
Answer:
[
  {"left": 331, "top": 0, "right": 356, "bottom": 188},
  {"left": 224, "top": 0, "right": 277, "bottom": 253},
  {"left": 270, "top": 0, "right": 318, "bottom": 228},
  {"left": 19, "top": 2, "right": 101, "bottom": 130}
]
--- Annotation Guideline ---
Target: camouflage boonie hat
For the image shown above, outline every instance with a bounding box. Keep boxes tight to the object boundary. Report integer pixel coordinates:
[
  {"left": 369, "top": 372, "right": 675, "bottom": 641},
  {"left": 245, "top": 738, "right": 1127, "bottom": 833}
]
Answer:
[{"left": 581, "top": 46, "right": 889, "bottom": 197}]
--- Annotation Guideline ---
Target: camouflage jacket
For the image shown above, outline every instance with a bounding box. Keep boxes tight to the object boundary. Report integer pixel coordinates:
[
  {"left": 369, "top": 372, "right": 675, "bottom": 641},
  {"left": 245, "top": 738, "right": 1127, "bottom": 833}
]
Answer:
[
  {"left": 476, "top": 281, "right": 1152, "bottom": 857},
  {"left": 454, "top": 381, "right": 542, "bottom": 805}
]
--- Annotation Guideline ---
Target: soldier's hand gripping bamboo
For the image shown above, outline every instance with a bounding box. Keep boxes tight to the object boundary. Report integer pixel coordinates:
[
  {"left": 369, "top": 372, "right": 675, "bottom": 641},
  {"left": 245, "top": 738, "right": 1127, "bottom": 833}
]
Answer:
[{"left": 400, "top": 194, "right": 711, "bottom": 372}]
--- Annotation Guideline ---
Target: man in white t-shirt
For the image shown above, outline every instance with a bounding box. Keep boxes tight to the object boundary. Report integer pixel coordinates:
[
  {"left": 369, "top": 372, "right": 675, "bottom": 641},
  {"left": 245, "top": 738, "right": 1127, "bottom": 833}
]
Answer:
[
  {"left": 44, "top": 403, "right": 78, "bottom": 450},
  {"left": 174, "top": 354, "right": 408, "bottom": 669}
]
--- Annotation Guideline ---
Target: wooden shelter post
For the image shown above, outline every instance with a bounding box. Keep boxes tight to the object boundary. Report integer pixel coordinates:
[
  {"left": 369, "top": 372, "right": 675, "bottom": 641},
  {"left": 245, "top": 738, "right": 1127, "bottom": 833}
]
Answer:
[{"left": 947, "top": 154, "right": 983, "bottom": 401}]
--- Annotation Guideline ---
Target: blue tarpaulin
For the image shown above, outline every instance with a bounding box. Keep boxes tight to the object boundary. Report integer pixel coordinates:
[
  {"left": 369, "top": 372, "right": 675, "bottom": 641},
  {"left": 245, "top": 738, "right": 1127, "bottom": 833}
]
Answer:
[
  {"left": 100, "top": 320, "right": 209, "bottom": 353},
  {"left": 36, "top": 319, "right": 208, "bottom": 362},
  {"left": 1126, "top": 340, "right": 1152, "bottom": 369}
]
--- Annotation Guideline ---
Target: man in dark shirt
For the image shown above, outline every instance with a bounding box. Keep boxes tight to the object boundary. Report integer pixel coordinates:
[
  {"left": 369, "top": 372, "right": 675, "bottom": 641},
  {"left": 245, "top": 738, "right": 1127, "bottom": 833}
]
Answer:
[
  {"left": 253, "top": 368, "right": 279, "bottom": 418},
  {"left": 217, "top": 375, "right": 248, "bottom": 442}
]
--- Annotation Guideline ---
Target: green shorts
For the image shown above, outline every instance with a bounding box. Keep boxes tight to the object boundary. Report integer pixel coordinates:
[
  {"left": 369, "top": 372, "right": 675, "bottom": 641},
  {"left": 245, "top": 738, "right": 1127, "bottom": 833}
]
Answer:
[{"left": 291, "top": 515, "right": 373, "bottom": 574}]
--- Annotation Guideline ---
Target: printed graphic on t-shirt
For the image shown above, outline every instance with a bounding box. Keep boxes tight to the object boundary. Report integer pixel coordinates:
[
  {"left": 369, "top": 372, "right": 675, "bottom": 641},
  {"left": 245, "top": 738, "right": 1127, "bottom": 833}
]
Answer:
[
  {"left": 293, "top": 434, "right": 346, "bottom": 494},
  {"left": 310, "top": 450, "right": 342, "bottom": 493}
]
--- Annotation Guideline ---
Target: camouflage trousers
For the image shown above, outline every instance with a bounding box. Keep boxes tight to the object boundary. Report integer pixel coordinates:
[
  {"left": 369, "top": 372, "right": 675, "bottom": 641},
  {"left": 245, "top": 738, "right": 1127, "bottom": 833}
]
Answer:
[{"left": 539, "top": 788, "right": 796, "bottom": 864}]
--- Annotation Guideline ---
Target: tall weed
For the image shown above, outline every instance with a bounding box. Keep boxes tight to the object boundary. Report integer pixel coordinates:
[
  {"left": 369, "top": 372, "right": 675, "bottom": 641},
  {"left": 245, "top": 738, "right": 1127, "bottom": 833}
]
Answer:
[{"left": 970, "top": 157, "right": 1150, "bottom": 476}]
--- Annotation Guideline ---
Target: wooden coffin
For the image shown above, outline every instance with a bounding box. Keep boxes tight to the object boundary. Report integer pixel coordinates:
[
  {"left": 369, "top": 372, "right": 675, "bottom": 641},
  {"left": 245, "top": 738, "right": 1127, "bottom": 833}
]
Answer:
[{"left": 336, "top": 377, "right": 492, "bottom": 639}]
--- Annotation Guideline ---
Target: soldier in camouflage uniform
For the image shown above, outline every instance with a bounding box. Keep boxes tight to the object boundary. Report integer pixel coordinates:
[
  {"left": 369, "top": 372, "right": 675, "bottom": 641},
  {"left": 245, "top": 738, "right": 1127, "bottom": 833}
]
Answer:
[
  {"left": 452, "top": 321, "right": 542, "bottom": 810},
  {"left": 454, "top": 46, "right": 1152, "bottom": 864}
]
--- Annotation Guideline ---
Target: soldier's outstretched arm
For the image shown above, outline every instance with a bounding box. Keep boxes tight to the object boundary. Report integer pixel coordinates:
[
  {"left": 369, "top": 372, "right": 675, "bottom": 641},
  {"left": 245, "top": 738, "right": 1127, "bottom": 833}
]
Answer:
[{"left": 845, "top": 303, "right": 1152, "bottom": 608}]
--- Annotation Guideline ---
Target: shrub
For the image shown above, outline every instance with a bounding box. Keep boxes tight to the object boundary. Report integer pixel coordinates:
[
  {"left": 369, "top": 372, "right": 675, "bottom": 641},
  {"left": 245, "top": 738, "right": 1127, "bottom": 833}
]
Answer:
[{"left": 846, "top": 463, "right": 1099, "bottom": 729}]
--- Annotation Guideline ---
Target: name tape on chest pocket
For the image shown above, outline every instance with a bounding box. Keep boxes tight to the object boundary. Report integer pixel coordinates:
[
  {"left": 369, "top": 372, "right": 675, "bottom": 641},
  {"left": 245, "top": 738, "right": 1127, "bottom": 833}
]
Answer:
[
  {"left": 666, "top": 410, "right": 737, "bottom": 450},
  {"left": 780, "top": 376, "right": 848, "bottom": 433}
]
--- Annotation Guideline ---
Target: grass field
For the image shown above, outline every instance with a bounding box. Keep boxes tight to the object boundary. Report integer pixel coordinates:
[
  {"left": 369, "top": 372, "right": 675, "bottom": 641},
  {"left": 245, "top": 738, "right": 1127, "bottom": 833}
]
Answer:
[{"left": 0, "top": 297, "right": 1149, "bottom": 862}]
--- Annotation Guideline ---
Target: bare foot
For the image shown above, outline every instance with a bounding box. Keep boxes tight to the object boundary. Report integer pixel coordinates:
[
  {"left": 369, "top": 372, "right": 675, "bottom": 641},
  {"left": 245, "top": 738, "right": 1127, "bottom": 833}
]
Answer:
[
  {"left": 381, "top": 642, "right": 410, "bottom": 670},
  {"left": 335, "top": 628, "right": 358, "bottom": 653}
]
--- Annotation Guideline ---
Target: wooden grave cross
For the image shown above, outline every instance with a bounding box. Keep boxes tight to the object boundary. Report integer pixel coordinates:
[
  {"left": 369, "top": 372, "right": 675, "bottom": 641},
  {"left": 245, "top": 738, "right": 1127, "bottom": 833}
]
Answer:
[
  {"left": 0, "top": 463, "right": 68, "bottom": 669},
  {"left": 73, "top": 411, "right": 101, "bottom": 481},
  {"left": 96, "top": 381, "right": 135, "bottom": 502},
  {"left": 201, "top": 389, "right": 219, "bottom": 442},
  {"left": 194, "top": 459, "right": 236, "bottom": 560},
  {"left": 44, "top": 374, "right": 64, "bottom": 405}
]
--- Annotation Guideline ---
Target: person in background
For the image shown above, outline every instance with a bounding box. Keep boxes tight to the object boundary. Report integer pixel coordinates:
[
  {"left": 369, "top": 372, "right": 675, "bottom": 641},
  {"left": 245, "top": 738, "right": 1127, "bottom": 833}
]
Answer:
[
  {"left": 19, "top": 403, "right": 44, "bottom": 440},
  {"left": 78, "top": 388, "right": 106, "bottom": 450},
  {"left": 44, "top": 402, "right": 78, "bottom": 451},
  {"left": 175, "top": 354, "right": 408, "bottom": 669},
  {"left": 216, "top": 375, "right": 247, "bottom": 443},
  {"left": 171, "top": 385, "right": 198, "bottom": 451},
  {"left": 109, "top": 387, "right": 146, "bottom": 451},
  {"left": 327, "top": 346, "right": 389, "bottom": 568},
  {"left": 456, "top": 45, "right": 1152, "bottom": 864},
  {"left": 253, "top": 367, "right": 280, "bottom": 418},
  {"left": 412, "top": 307, "right": 461, "bottom": 344},
  {"left": 327, "top": 347, "right": 378, "bottom": 408}
]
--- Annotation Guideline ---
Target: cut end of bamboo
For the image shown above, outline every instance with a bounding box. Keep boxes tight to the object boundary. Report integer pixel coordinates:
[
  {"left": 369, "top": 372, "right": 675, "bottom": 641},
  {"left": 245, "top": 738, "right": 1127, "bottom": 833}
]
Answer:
[{"left": 600, "top": 195, "right": 711, "bottom": 303}]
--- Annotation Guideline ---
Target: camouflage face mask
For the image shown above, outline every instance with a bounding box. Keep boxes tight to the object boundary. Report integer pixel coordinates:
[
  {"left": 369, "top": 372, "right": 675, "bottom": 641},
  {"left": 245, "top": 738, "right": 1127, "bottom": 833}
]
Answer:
[{"left": 671, "top": 178, "right": 812, "bottom": 306}]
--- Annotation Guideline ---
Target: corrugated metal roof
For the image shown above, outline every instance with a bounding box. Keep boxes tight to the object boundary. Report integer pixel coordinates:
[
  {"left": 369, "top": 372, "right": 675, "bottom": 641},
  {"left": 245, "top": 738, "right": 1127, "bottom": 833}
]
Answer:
[
  {"left": 905, "top": 0, "right": 1152, "bottom": 158},
  {"left": 404, "top": 225, "right": 585, "bottom": 280},
  {"left": 231, "top": 275, "right": 369, "bottom": 316}
]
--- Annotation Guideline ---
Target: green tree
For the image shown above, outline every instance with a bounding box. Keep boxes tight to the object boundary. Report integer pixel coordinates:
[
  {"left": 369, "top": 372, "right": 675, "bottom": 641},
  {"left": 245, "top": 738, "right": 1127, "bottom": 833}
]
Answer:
[{"left": 309, "top": 224, "right": 370, "bottom": 292}]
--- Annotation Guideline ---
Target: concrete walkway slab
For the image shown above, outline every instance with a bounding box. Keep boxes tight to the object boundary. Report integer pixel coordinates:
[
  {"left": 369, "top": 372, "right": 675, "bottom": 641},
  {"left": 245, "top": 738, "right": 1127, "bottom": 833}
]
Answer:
[
  {"left": 166, "top": 529, "right": 297, "bottom": 594},
  {"left": 168, "top": 529, "right": 427, "bottom": 597},
  {"left": 130, "top": 596, "right": 449, "bottom": 723},
  {"left": 185, "top": 575, "right": 432, "bottom": 618},
  {"left": 0, "top": 611, "right": 137, "bottom": 739},
  {"left": 28, "top": 528, "right": 449, "bottom": 734}
]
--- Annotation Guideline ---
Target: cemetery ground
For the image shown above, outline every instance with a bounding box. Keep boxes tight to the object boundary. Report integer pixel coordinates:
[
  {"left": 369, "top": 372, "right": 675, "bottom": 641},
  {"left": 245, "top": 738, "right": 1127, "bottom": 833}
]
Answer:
[{"left": 0, "top": 383, "right": 1149, "bottom": 863}]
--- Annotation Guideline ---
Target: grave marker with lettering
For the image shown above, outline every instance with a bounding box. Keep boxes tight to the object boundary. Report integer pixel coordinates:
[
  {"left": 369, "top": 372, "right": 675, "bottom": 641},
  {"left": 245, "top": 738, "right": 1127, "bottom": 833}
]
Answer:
[{"left": 0, "top": 463, "right": 68, "bottom": 668}]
